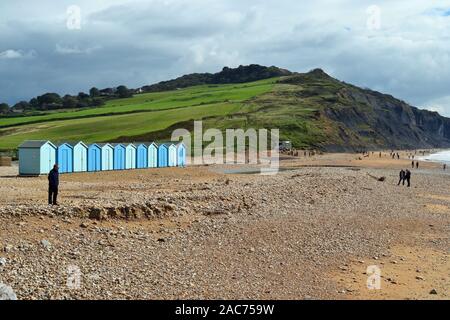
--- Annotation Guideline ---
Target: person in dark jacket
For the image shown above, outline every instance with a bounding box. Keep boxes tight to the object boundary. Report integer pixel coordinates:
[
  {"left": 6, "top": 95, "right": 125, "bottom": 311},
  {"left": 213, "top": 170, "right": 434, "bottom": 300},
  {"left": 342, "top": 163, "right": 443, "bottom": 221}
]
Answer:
[
  {"left": 398, "top": 169, "right": 405, "bottom": 186},
  {"left": 48, "top": 164, "right": 59, "bottom": 205},
  {"left": 404, "top": 169, "right": 411, "bottom": 187}
]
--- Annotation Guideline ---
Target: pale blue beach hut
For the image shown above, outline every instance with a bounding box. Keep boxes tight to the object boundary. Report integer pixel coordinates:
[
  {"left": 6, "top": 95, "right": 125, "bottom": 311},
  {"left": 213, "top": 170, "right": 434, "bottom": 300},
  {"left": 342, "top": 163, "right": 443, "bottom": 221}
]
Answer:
[
  {"left": 18, "top": 140, "right": 57, "bottom": 175},
  {"left": 71, "top": 141, "right": 88, "bottom": 172},
  {"left": 167, "top": 143, "right": 177, "bottom": 167},
  {"left": 98, "top": 143, "right": 114, "bottom": 171},
  {"left": 125, "top": 143, "right": 136, "bottom": 169},
  {"left": 176, "top": 142, "right": 186, "bottom": 167},
  {"left": 147, "top": 142, "right": 158, "bottom": 168}
]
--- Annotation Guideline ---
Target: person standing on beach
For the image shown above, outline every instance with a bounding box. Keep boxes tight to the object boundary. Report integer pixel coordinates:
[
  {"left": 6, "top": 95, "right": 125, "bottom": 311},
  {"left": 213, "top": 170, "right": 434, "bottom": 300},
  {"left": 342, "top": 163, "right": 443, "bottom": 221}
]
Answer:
[
  {"left": 444, "top": 164, "right": 447, "bottom": 171},
  {"left": 411, "top": 161, "right": 415, "bottom": 169},
  {"left": 405, "top": 169, "right": 411, "bottom": 187},
  {"left": 48, "top": 164, "right": 59, "bottom": 206},
  {"left": 398, "top": 169, "right": 405, "bottom": 186},
  {"left": 416, "top": 161, "right": 419, "bottom": 169}
]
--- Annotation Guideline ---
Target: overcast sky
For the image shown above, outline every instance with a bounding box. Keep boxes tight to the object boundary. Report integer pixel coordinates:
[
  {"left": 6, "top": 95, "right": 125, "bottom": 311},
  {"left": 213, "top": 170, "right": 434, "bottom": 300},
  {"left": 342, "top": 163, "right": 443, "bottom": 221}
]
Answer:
[{"left": 1, "top": 0, "right": 450, "bottom": 115}]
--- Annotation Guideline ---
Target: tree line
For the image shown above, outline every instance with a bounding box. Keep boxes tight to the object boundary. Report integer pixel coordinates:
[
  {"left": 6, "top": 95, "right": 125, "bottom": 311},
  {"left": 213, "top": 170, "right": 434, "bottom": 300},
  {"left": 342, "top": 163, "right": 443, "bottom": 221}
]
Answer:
[{"left": 0, "top": 85, "right": 134, "bottom": 115}]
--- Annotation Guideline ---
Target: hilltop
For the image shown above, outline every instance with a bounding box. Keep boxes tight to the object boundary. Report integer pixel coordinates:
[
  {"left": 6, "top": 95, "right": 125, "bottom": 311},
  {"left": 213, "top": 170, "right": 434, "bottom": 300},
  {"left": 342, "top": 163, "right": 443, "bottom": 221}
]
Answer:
[
  {"left": 140, "top": 64, "right": 292, "bottom": 92},
  {"left": 0, "top": 65, "right": 449, "bottom": 152}
]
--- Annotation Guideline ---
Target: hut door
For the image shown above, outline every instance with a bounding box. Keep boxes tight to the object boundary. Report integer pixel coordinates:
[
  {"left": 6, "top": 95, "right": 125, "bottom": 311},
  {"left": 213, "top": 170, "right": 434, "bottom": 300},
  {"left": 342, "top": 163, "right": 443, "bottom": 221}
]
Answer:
[
  {"left": 48, "top": 148, "right": 53, "bottom": 172},
  {"left": 61, "top": 149, "right": 68, "bottom": 173}
]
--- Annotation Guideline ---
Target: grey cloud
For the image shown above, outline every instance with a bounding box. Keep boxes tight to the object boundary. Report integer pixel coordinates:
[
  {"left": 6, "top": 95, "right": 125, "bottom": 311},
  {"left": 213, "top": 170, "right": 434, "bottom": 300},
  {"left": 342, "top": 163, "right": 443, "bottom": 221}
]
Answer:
[{"left": 0, "top": 0, "right": 449, "bottom": 117}]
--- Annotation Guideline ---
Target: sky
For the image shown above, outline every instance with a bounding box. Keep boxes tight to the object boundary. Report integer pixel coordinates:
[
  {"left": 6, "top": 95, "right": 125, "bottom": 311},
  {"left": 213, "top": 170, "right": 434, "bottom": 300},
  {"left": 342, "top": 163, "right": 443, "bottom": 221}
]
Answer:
[{"left": 1, "top": 0, "right": 450, "bottom": 116}]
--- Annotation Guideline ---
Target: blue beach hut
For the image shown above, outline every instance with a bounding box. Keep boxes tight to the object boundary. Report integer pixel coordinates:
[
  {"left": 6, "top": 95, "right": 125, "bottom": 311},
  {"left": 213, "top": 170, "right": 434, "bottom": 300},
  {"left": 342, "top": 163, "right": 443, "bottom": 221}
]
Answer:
[
  {"left": 176, "top": 142, "right": 186, "bottom": 167},
  {"left": 125, "top": 143, "right": 136, "bottom": 169},
  {"left": 57, "top": 143, "right": 74, "bottom": 174},
  {"left": 112, "top": 143, "right": 126, "bottom": 170},
  {"left": 87, "top": 144, "right": 102, "bottom": 172},
  {"left": 18, "top": 140, "right": 57, "bottom": 175},
  {"left": 135, "top": 143, "right": 148, "bottom": 169},
  {"left": 147, "top": 142, "right": 158, "bottom": 168},
  {"left": 98, "top": 143, "right": 114, "bottom": 171},
  {"left": 157, "top": 143, "right": 169, "bottom": 168},
  {"left": 71, "top": 141, "right": 88, "bottom": 172}
]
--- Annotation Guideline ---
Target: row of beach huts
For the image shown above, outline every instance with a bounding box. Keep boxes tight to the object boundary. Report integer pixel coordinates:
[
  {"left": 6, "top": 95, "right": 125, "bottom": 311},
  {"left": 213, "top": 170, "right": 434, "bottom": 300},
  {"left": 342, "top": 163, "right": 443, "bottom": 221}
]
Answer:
[{"left": 18, "top": 140, "right": 186, "bottom": 176}]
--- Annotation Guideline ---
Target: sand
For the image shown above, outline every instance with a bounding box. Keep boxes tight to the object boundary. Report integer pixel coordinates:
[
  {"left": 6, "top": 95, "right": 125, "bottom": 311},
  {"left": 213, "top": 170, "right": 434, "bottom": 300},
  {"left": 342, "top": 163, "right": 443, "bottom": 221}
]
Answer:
[{"left": 0, "top": 151, "right": 448, "bottom": 300}]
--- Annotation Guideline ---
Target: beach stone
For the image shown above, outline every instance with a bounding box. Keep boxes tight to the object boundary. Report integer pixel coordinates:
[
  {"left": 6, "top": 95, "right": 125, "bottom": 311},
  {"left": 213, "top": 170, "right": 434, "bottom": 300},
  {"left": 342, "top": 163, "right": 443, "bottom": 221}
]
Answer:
[
  {"left": 0, "top": 283, "right": 17, "bottom": 300},
  {"left": 80, "top": 222, "right": 89, "bottom": 229},
  {"left": 429, "top": 289, "right": 437, "bottom": 295},
  {"left": 0, "top": 257, "right": 6, "bottom": 266},
  {"left": 41, "top": 239, "right": 51, "bottom": 250}
]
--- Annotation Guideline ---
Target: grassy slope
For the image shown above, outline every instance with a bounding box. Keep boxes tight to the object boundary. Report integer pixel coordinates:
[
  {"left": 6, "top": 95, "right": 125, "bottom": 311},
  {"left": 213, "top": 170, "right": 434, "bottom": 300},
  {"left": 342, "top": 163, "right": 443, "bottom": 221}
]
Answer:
[
  {"left": 0, "top": 79, "right": 277, "bottom": 150},
  {"left": 2, "top": 72, "right": 372, "bottom": 152}
]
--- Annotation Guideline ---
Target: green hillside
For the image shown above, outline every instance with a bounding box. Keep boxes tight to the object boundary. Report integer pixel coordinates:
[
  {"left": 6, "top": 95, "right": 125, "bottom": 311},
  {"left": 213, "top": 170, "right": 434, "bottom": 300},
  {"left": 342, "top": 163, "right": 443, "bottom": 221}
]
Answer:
[
  {"left": 0, "top": 78, "right": 277, "bottom": 150},
  {"left": 1, "top": 66, "right": 450, "bottom": 152}
]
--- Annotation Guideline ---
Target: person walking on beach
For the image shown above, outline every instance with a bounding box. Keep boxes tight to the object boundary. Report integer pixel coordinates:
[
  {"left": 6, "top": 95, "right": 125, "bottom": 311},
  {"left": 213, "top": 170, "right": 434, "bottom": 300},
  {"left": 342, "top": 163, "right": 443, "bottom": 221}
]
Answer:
[
  {"left": 48, "top": 164, "right": 59, "bottom": 206},
  {"left": 397, "top": 153, "right": 400, "bottom": 160},
  {"left": 411, "top": 161, "right": 415, "bottom": 169},
  {"left": 404, "top": 169, "right": 411, "bottom": 187},
  {"left": 444, "top": 164, "right": 447, "bottom": 171},
  {"left": 416, "top": 161, "right": 419, "bottom": 169},
  {"left": 398, "top": 169, "right": 405, "bottom": 186}
]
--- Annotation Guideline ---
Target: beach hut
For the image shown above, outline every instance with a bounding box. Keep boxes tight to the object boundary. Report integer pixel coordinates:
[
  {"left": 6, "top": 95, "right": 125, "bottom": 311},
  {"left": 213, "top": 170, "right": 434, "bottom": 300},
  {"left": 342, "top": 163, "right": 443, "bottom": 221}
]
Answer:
[
  {"left": 71, "top": 141, "right": 88, "bottom": 172},
  {"left": 135, "top": 143, "right": 148, "bottom": 169},
  {"left": 57, "top": 143, "right": 74, "bottom": 174},
  {"left": 112, "top": 143, "right": 126, "bottom": 170},
  {"left": 167, "top": 143, "right": 177, "bottom": 167},
  {"left": 157, "top": 143, "right": 169, "bottom": 168},
  {"left": 87, "top": 144, "right": 102, "bottom": 172},
  {"left": 125, "top": 143, "right": 136, "bottom": 169},
  {"left": 18, "top": 140, "right": 57, "bottom": 175},
  {"left": 98, "top": 143, "right": 114, "bottom": 171},
  {"left": 147, "top": 142, "right": 158, "bottom": 168},
  {"left": 176, "top": 142, "right": 186, "bottom": 167}
]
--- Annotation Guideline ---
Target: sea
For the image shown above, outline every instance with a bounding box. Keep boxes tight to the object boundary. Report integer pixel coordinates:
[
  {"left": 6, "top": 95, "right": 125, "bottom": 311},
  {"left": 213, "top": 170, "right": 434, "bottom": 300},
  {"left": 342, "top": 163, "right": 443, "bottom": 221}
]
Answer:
[{"left": 419, "top": 150, "right": 450, "bottom": 164}]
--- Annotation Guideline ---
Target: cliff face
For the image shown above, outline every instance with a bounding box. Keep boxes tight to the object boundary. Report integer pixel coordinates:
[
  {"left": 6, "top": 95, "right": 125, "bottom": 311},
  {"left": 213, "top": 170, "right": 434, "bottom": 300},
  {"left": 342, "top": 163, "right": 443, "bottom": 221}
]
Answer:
[
  {"left": 278, "top": 69, "right": 450, "bottom": 151},
  {"left": 322, "top": 86, "right": 450, "bottom": 150}
]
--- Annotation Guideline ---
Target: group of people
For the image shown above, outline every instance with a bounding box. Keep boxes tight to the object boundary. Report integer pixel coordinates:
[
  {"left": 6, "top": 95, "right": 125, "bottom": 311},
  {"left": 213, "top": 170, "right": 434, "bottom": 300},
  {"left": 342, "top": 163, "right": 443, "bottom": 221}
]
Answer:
[{"left": 398, "top": 169, "right": 412, "bottom": 187}]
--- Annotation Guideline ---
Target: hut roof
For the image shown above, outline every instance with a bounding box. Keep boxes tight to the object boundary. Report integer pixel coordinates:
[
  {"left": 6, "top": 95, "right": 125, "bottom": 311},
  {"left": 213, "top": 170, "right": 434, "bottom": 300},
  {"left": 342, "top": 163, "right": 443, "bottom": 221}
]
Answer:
[{"left": 18, "top": 140, "right": 56, "bottom": 149}]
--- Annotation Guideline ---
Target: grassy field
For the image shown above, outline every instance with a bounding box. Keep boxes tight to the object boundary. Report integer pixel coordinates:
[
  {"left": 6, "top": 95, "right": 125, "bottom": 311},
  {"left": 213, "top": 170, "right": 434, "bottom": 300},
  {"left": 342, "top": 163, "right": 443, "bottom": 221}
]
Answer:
[
  {"left": 0, "top": 79, "right": 277, "bottom": 150},
  {"left": 0, "top": 79, "right": 275, "bottom": 128}
]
